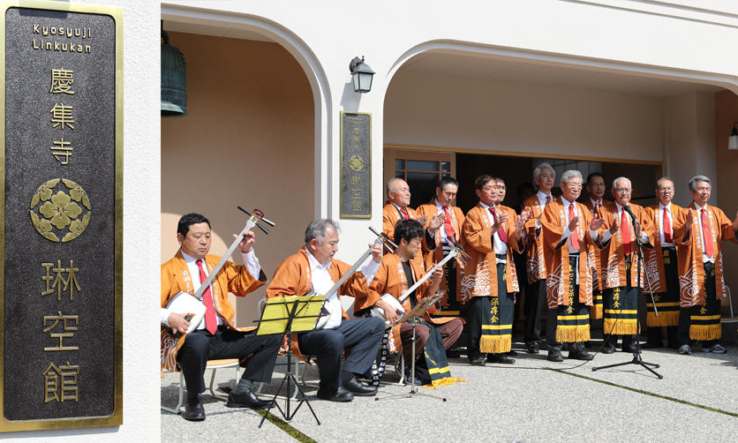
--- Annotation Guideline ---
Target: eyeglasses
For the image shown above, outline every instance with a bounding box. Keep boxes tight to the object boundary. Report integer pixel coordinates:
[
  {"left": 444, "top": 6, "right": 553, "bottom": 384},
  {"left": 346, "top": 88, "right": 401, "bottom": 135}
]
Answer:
[
  {"left": 614, "top": 188, "right": 632, "bottom": 193},
  {"left": 566, "top": 184, "right": 583, "bottom": 190},
  {"left": 657, "top": 187, "right": 674, "bottom": 192}
]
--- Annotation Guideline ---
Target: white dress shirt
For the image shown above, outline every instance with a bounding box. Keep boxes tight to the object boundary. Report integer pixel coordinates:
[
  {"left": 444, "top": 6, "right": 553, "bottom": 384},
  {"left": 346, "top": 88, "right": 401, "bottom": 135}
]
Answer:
[
  {"left": 306, "top": 247, "right": 380, "bottom": 330},
  {"left": 659, "top": 202, "right": 675, "bottom": 248},
  {"left": 479, "top": 201, "right": 507, "bottom": 262}
]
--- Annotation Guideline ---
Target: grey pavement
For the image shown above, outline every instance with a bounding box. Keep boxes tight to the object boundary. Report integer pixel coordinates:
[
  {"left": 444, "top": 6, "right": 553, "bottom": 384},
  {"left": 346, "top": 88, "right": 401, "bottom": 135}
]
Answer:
[{"left": 161, "top": 340, "right": 738, "bottom": 443}]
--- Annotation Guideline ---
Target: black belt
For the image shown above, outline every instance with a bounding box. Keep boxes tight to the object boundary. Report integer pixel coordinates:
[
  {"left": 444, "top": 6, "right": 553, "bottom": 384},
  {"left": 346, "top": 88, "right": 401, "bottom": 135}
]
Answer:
[
  {"left": 704, "top": 261, "right": 714, "bottom": 271},
  {"left": 496, "top": 254, "right": 506, "bottom": 259},
  {"left": 569, "top": 252, "right": 580, "bottom": 257}
]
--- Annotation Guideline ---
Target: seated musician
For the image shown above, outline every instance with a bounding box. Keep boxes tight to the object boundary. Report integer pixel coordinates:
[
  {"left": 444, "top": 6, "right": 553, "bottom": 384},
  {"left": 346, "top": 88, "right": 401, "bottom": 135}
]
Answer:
[
  {"left": 161, "top": 213, "right": 282, "bottom": 421},
  {"left": 266, "top": 219, "right": 385, "bottom": 402},
  {"left": 355, "top": 219, "right": 464, "bottom": 385}
]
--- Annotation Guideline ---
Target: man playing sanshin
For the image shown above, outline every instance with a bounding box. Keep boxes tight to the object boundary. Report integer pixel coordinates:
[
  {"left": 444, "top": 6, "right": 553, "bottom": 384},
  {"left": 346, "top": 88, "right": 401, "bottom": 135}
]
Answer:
[{"left": 354, "top": 219, "right": 464, "bottom": 386}]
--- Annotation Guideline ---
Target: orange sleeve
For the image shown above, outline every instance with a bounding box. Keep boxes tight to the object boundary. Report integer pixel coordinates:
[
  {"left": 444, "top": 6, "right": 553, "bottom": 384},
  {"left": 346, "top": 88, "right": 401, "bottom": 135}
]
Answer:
[{"left": 462, "top": 208, "right": 493, "bottom": 254}]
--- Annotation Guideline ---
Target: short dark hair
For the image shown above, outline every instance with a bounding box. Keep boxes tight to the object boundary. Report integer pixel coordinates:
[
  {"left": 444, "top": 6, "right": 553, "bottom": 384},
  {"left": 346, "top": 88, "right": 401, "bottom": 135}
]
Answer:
[
  {"left": 438, "top": 176, "right": 458, "bottom": 191},
  {"left": 394, "top": 219, "right": 424, "bottom": 245},
  {"left": 177, "top": 213, "right": 210, "bottom": 237},
  {"left": 474, "top": 174, "right": 495, "bottom": 191},
  {"left": 586, "top": 172, "right": 604, "bottom": 185}
]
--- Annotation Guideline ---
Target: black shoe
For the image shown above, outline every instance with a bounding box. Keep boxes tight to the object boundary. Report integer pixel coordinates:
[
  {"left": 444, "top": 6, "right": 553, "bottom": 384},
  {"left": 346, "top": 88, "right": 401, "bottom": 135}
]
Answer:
[
  {"left": 487, "top": 354, "right": 515, "bottom": 364},
  {"left": 622, "top": 344, "right": 638, "bottom": 353},
  {"left": 226, "top": 390, "right": 274, "bottom": 409},
  {"left": 183, "top": 393, "right": 205, "bottom": 421},
  {"left": 343, "top": 376, "right": 377, "bottom": 396},
  {"left": 507, "top": 349, "right": 519, "bottom": 357},
  {"left": 526, "top": 342, "right": 540, "bottom": 354},
  {"left": 568, "top": 350, "right": 594, "bottom": 361},
  {"left": 469, "top": 356, "right": 486, "bottom": 366},
  {"left": 548, "top": 347, "right": 564, "bottom": 362},
  {"left": 602, "top": 344, "right": 616, "bottom": 354},
  {"left": 317, "top": 386, "right": 353, "bottom": 402}
]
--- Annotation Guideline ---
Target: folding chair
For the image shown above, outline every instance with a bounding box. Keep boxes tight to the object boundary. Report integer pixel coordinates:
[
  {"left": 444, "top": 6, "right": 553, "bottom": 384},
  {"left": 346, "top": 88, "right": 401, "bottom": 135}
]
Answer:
[{"left": 161, "top": 358, "right": 240, "bottom": 414}]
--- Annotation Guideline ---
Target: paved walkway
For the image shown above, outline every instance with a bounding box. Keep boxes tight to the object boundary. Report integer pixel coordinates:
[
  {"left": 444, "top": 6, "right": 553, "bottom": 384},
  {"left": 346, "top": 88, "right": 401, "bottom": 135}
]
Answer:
[{"left": 161, "top": 340, "right": 738, "bottom": 442}]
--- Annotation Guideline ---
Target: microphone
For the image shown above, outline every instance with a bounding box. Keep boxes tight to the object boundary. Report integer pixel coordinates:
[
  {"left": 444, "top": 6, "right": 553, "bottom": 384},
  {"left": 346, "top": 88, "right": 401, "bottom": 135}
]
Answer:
[{"left": 623, "top": 204, "right": 641, "bottom": 228}]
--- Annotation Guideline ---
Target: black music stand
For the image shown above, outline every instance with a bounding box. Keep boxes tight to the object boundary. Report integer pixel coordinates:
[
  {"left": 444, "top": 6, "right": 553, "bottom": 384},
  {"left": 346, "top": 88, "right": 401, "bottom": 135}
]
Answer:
[
  {"left": 592, "top": 211, "right": 663, "bottom": 379},
  {"left": 375, "top": 294, "right": 447, "bottom": 402},
  {"left": 256, "top": 296, "right": 325, "bottom": 427}
]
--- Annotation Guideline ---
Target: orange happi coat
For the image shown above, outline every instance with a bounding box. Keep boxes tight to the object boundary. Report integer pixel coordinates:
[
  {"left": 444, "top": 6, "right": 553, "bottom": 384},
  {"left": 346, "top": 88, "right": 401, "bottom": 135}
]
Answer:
[
  {"left": 642, "top": 203, "right": 686, "bottom": 294},
  {"left": 383, "top": 202, "right": 424, "bottom": 267},
  {"left": 540, "top": 200, "right": 604, "bottom": 309},
  {"left": 416, "top": 199, "right": 465, "bottom": 308},
  {"left": 599, "top": 203, "right": 656, "bottom": 289},
  {"left": 673, "top": 203, "right": 737, "bottom": 307},
  {"left": 160, "top": 250, "right": 266, "bottom": 372},
  {"left": 266, "top": 248, "right": 368, "bottom": 317},
  {"left": 459, "top": 203, "right": 522, "bottom": 303},
  {"left": 522, "top": 194, "right": 559, "bottom": 284}
]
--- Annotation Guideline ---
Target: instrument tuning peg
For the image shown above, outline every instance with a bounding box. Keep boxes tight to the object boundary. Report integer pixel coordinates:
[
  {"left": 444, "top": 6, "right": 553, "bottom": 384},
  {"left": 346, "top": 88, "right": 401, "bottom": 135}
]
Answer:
[
  {"left": 237, "top": 205, "right": 252, "bottom": 216},
  {"left": 256, "top": 223, "right": 270, "bottom": 235}
]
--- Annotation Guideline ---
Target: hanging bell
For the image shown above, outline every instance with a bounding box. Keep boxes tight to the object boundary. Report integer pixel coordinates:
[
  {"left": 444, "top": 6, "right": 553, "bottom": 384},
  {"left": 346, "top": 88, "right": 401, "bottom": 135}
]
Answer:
[{"left": 161, "top": 27, "right": 187, "bottom": 117}]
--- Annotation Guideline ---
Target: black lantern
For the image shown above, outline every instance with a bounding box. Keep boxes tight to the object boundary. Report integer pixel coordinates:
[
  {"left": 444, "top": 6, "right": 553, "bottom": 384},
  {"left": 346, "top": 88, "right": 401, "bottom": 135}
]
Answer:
[
  {"left": 349, "top": 56, "right": 374, "bottom": 93},
  {"left": 730, "top": 122, "right": 738, "bottom": 151},
  {"left": 161, "top": 23, "right": 188, "bottom": 117}
]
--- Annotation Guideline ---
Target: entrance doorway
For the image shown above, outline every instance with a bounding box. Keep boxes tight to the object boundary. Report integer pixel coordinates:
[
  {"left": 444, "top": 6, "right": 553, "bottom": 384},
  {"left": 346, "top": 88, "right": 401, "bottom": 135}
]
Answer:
[{"left": 384, "top": 146, "right": 663, "bottom": 213}]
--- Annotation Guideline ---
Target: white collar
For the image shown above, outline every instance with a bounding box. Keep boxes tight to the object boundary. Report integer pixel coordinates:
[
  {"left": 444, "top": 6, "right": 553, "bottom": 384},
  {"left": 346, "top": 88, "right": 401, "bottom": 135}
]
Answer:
[
  {"left": 305, "top": 247, "right": 331, "bottom": 271},
  {"left": 537, "top": 190, "right": 551, "bottom": 200},
  {"left": 181, "top": 249, "right": 201, "bottom": 264},
  {"left": 659, "top": 202, "right": 671, "bottom": 212}
]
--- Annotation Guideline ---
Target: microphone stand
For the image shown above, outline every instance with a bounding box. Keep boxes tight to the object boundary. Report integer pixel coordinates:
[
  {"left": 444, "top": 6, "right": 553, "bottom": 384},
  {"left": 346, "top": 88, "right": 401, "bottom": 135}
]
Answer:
[{"left": 592, "top": 206, "right": 663, "bottom": 379}]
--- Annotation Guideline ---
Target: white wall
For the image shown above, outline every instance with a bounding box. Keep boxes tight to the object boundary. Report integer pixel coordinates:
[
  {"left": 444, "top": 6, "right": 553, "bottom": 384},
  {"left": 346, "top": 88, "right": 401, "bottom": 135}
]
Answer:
[
  {"left": 3, "top": 0, "right": 160, "bottom": 441},
  {"left": 385, "top": 72, "right": 665, "bottom": 162},
  {"left": 665, "top": 92, "right": 718, "bottom": 207},
  {"left": 162, "top": 0, "right": 738, "bottom": 260}
]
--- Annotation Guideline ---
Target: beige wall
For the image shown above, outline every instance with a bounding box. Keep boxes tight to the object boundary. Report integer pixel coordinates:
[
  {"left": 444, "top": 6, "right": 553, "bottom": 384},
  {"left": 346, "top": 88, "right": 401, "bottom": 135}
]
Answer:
[
  {"left": 715, "top": 90, "right": 738, "bottom": 311},
  {"left": 384, "top": 72, "right": 665, "bottom": 162},
  {"left": 161, "top": 33, "right": 314, "bottom": 326}
]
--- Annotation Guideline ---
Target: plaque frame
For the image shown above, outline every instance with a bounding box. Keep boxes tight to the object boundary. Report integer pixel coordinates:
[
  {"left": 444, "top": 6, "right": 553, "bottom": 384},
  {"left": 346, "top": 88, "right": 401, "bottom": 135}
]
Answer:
[
  {"left": 339, "top": 110, "right": 372, "bottom": 219},
  {"left": 0, "top": 0, "right": 123, "bottom": 432}
]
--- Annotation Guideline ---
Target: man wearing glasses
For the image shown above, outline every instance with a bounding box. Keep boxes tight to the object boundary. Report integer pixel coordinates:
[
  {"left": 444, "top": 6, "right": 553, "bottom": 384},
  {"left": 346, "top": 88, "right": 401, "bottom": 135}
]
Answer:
[
  {"left": 673, "top": 176, "right": 738, "bottom": 354},
  {"left": 642, "top": 177, "right": 685, "bottom": 350},
  {"left": 598, "top": 177, "right": 655, "bottom": 354}
]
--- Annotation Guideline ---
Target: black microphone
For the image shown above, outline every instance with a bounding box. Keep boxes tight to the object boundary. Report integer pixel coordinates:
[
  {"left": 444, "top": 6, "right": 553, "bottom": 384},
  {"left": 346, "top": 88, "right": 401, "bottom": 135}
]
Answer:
[{"left": 623, "top": 204, "right": 640, "bottom": 227}]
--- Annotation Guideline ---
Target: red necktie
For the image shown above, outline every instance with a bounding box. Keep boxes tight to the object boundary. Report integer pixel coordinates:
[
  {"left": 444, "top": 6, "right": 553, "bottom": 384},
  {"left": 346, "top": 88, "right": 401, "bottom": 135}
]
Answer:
[
  {"left": 568, "top": 204, "right": 579, "bottom": 250},
  {"left": 663, "top": 208, "right": 672, "bottom": 243},
  {"left": 489, "top": 207, "right": 508, "bottom": 244},
  {"left": 545, "top": 195, "right": 552, "bottom": 205},
  {"left": 701, "top": 209, "right": 713, "bottom": 258},
  {"left": 621, "top": 209, "right": 631, "bottom": 256},
  {"left": 400, "top": 207, "right": 409, "bottom": 220},
  {"left": 196, "top": 259, "right": 218, "bottom": 334},
  {"left": 443, "top": 206, "right": 456, "bottom": 240}
]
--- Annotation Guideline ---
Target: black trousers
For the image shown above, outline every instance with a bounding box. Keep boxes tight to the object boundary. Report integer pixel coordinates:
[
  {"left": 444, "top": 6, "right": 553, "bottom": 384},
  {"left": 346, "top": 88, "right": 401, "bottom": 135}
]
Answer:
[
  {"left": 524, "top": 279, "right": 547, "bottom": 344},
  {"left": 298, "top": 317, "right": 385, "bottom": 393},
  {"left": 177, "top": 326, "right": 282, "bottom": 394}
]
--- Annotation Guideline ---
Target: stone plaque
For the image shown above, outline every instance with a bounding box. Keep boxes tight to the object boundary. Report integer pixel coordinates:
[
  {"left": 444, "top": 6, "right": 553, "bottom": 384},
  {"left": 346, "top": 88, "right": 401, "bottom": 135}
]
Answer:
[
  {"left": 340, "top": 111, "right": 371, "bottom": 219},
  {"left": 1, "top": 1, "right": 123, "bottom": 432}
]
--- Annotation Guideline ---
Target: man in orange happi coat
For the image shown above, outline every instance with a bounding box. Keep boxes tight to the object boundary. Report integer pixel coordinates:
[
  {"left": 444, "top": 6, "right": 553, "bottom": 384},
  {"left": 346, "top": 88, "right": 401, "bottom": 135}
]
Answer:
[
  {"left": 354, "top": 219, "right": 463, "bottom": 384},
  {"left": 161, "top": 213, "right": 281, "bottom": 421},
  {"left": 266, "top": 219, "right": 385, "bottom": 402},
  {"left": 673, "top": 175, "right": 738, "bottom": 354},
  {"left": 642, "top": 177, "right": 686, "bottom": 350},
  {"left": 416, "top": 176, "right": 465, "bottom": 323},
  {"left": 382, "top": 177, "right": 441, "bottom": 264},
  {"left": 584, "top": 172, "right": 608, "bottom": 323},
  {"left": 598, "top": 177, "right": 655, "bottom": 354},
  {"left": 461, "top": 175, "right": 531, "bottom": 365},
  {"left": 521, "top": 162, "right": 557, "bottom": 354},
  {"left": 540, "top": 170, "right": 607, "bottom": 362}
]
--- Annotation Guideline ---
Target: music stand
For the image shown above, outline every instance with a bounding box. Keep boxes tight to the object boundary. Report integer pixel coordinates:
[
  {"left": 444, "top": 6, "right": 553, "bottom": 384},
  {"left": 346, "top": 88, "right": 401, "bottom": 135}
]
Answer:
[
  {"left": 256, "top": 295, "right": 325, "bottom": 427},
  {"left": 376, "top": 294, "right": 447, "bottom": 402},
  {"left": 592, "top": 211, "right": 663, "bottom": 379}
]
